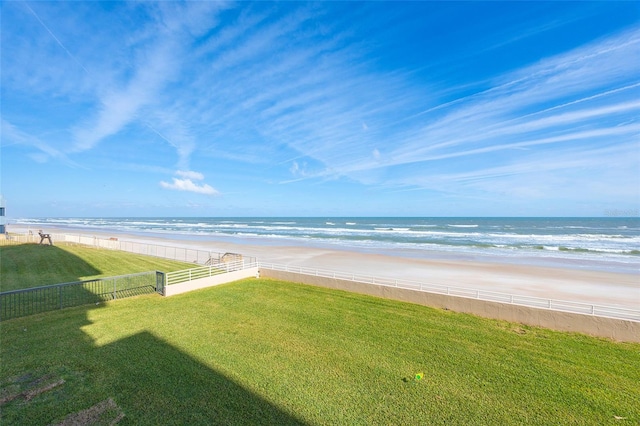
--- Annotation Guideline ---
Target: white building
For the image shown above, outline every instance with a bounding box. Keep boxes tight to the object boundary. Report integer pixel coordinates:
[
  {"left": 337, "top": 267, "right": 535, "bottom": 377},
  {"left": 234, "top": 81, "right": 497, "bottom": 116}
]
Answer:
[{"left": 0, "top": 196, "right": 5, "bottom": 234}]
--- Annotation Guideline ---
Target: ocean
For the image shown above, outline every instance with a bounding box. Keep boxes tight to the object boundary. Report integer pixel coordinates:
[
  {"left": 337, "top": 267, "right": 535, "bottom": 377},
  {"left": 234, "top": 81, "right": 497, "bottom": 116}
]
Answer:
[{"left": 14, "top": 217, "right": 640, "bottom": 272}]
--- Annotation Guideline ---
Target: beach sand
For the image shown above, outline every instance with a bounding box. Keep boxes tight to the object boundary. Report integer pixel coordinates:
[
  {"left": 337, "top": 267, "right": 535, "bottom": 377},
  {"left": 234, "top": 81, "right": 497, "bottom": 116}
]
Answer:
[{"left": 12, "top": 226, "right": 640, "bottom": 309}]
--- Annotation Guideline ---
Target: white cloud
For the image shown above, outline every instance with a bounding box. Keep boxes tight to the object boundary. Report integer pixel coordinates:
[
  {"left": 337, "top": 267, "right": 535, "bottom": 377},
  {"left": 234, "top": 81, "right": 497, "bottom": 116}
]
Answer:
[
  {"left": 72, "top": 41, "right": 176, "bottom": 152},
  {"left": 160, "top": 170, "right": 218, "bottom": 195},
  {"left": 68, "top": 1, "right": 225, "bottom": 168},
  {"left": 304, "top": 26, "right": 640, "bottom": 193},
  {"left": 160, "top": 177, "right": 219, "bottom": 195},
  {"left": 3, "top": 2, "right": 638, "bottom": 215},
  {"left": 290, "top": 161, "right": 306, "bottom": 177},
  {"left": 176, "top": 170, "right": 204, "bottom": 180},
  {"left": 1, "top": 119, "right": 80, "bottom": 167}
]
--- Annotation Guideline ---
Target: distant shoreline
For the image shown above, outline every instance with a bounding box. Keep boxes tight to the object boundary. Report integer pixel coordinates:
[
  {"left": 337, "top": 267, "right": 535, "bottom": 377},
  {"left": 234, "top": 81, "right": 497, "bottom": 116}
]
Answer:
[
  {"left": 8, "top": 223, "right": 639, "bottom": 309},
  {"left": 9, "top": 216, "right": 640, "bottom": 274}
]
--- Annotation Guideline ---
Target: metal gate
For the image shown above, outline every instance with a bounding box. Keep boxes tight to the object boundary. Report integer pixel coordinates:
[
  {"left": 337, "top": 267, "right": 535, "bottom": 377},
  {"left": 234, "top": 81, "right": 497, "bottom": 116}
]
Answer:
[{"left": 155, "top": 271, "right": 166, "bottom": 296}]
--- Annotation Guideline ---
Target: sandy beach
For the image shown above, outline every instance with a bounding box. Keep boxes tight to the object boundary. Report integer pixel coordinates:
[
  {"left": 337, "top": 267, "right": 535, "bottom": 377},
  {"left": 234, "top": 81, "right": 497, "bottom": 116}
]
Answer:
[{"left": 11, "top": 224, "right": 639, "bottom": 310}]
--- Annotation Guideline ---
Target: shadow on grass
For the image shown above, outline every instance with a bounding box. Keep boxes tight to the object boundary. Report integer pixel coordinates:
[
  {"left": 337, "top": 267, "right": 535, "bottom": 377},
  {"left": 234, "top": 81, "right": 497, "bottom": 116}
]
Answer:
[
  {"left": 0, "top": 255, "right": 307, "bottom": 424},
  {"left": 0, "top": 244, "right": 101, "bottom": 291},
  {"left": 2, "top": 305, "right": 308, "bottom": 424},
  {"left": 98, "top": 331, "right": 306, "bottom": 425}
]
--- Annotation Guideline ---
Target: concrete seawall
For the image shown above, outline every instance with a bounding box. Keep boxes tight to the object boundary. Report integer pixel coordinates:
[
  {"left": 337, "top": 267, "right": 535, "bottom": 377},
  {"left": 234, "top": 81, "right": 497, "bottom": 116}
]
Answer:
[
  {"left": 164, "top": 267, "right": 259, "bottom": 297},
  {"left": 259, "top": 268, "right": 640, "bottom": 343}
]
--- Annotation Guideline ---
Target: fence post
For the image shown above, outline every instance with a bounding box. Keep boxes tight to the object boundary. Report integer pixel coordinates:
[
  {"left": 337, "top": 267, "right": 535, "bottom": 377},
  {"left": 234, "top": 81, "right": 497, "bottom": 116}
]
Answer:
[
  {"left": 155, "top": 271, "right": 165, "bottom": 295},
  {"left": 113, "top": 278, "right": 117, "bottom": 300},
  {"left": 59, "top": 286, "right": 63, "bottom": 310}
]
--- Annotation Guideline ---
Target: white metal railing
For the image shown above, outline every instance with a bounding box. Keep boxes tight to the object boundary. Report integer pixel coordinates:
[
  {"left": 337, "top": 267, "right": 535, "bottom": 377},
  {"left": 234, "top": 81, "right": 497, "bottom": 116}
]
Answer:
[
  {"left": 8, "top": 232, "right": 256, "bottom": 265},
  {"left": 166, "top": 260, "right": 257, "bottom": 286},
  {"left": 6, "top": 233, "right": 637, "bottom": 322},
  {"left": 257, "top": 263, "right": 640, "bottom": 323}
]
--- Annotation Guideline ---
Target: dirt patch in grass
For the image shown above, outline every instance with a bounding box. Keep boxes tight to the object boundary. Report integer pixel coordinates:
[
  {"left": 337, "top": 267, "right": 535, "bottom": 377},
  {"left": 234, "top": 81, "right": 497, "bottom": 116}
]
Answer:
[
  {"left": 1, "top": 371, "right": 124, "bottom": 425},
  {"left": 0, "top": 373, "right": 65, "bottom": 405},
  {"left": 52, "top": 398, "right": 124, "bottom": 426}
]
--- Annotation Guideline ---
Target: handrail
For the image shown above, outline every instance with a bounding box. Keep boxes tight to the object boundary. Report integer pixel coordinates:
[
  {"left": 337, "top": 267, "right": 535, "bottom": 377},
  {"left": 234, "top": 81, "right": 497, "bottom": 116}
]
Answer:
[{"left": 166, "top": 260, "right": 258, "bottom": 285}]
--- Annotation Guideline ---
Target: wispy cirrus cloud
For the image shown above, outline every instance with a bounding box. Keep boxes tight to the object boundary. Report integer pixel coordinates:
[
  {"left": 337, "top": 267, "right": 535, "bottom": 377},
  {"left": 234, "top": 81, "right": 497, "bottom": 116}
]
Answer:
[
  {"left": 6, "top": 2, "right": 226, "bottom": 168},
  {"left": 175, "top": 170, "right": 205, "bottom": 181},
  {"left": 0, "top": 119, "right": 80, "bottom": 167},
  {"left": 396, "top": 140, "right": 640, "bottom": 206},
  {"left": 177, "top": 5, "right": 639, "bottom": 202},
  {"left": 71, "top": 41, "right": 176, "bottom": 152},
  {"left": 280, "top": 26, "right": 640, "bottom": 196},
  {"left": 2, "top": 1, "right": 638, "bottom": 215},
  {"left": 387, "top": 31, "right": 637, "bottom": 161}
]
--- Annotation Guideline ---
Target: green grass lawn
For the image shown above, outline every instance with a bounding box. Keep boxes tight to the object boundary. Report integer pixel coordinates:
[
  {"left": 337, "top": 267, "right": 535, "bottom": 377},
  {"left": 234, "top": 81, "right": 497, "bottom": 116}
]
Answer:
[
  {"left": 1, "top": 278, "right": 638, "bottom": 425},
  {"left": 0, "top": 243, "right": 195, "bottom": 292}
]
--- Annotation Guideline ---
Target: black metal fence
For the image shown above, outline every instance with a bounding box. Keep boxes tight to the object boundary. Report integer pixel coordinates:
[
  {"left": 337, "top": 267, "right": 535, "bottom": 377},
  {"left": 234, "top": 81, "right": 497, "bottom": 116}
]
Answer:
[{"left": 0, "top": 271, "right": 165, "bottom": 321}]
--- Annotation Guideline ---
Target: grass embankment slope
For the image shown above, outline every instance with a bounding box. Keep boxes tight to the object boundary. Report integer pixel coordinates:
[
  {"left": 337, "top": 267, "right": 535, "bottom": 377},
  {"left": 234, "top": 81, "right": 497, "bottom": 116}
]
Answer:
[
  {"left": 1, "top": 244, "right": 639, "bottom": 424},
  {"left": 0, "top": 242, "right": 194, "bottom": 292}
]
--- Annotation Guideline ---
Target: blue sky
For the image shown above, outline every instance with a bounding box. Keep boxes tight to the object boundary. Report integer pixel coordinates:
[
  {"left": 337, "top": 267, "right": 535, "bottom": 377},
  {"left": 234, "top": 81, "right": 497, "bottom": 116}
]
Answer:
[{"left": 1, "top": 1, "right": 639, "bottom": 218}]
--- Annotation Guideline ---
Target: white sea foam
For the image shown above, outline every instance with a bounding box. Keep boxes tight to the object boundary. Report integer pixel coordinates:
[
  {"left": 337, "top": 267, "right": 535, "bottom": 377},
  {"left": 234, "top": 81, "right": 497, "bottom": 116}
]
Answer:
[{"left": 12, "top": 217, "right": 639, "bottom": 271}]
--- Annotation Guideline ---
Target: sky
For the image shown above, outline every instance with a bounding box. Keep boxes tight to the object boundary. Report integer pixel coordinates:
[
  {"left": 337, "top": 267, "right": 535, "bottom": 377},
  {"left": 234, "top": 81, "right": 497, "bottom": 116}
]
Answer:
[{"left": 1, "top": 1, "right": 639, "bottom": 218}]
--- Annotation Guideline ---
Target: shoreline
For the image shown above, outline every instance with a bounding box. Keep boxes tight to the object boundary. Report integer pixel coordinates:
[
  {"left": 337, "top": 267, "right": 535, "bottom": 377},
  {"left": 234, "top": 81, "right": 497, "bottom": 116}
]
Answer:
[
  {"left": 10, "top": 224, "right": 640, "bottom": 309},
  {"left": 11, "top": 221, "right": 639, "bottom": 273}
]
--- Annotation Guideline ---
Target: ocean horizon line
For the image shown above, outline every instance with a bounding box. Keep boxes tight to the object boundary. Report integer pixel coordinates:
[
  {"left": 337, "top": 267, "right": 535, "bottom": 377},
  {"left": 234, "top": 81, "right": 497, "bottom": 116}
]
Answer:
[{"left": 8, "top": 214, "right": 640, "bottom": 219}]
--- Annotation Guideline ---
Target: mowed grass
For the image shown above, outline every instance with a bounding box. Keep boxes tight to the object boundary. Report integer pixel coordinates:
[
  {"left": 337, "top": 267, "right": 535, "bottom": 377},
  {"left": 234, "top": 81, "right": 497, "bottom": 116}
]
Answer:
[
  {"left": 1, "top": 278, "right": 639, "bottom": 425},
  {"left": 0, "top": 243, "right": 195, "bottom": 292}
]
